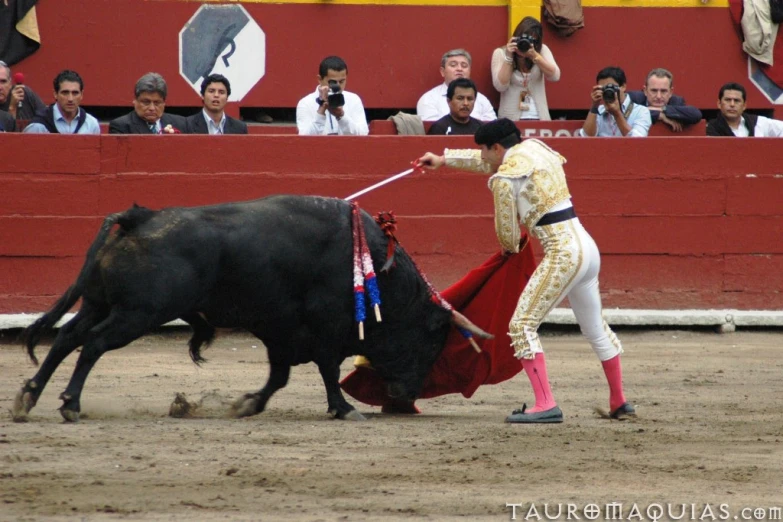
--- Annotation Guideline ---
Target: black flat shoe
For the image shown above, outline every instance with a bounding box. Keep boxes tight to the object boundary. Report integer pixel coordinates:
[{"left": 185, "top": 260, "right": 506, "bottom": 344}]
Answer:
[
  {"left": 505, "top": 403, "right": 563, "bottom": 424},
  {"left": 610, "top": 402, "right": 636, "bottom": 420}
]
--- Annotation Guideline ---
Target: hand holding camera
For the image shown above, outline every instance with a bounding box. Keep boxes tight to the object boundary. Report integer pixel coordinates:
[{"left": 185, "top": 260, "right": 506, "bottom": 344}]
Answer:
[
  {"left": 316, "top": 80, "right": 346, "bottom": 118},
  {"left": 590, "top": 83, "right": 622, "bottom": 114},
  {"left": 513, "top": 35, "right": 538, "bottom": 55}
]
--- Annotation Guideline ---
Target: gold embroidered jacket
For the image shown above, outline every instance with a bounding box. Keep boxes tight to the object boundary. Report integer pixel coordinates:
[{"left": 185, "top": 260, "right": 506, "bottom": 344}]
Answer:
[{"left": 444, "top": 139, "right": 570, "bottom": 253}]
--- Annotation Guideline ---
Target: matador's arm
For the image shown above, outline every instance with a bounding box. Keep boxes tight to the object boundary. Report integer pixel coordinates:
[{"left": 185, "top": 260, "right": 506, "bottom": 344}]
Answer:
[
  {"left": 443, "top": 149, "right": 495, "bottom": 174},
  {"left": 489, "top": 177, "right": 521, "bottom": 254}
]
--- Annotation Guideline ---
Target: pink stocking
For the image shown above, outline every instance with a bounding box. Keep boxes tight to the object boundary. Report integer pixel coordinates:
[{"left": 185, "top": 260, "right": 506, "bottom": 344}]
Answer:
[{"left": 522, "top": 352, "right": 557, "bottom": 413}]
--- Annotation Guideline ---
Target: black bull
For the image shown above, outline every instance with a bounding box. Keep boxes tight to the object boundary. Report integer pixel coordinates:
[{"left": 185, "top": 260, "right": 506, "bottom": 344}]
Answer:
[{"left": 13, "top": 195, "right": 490, "bottom": 422}]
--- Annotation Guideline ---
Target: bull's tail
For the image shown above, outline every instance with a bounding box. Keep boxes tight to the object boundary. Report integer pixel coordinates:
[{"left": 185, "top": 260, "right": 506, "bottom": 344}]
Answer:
[{"left": 22, "top": 211, "right": 126, "bottom": 365}]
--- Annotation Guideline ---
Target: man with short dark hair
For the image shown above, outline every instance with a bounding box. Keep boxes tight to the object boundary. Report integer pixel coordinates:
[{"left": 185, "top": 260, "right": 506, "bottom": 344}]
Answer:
[
  {"left": 24, "top": 70, "right": 100, "bottom": 134},
  {"left": 580, "top": 66, "right": 651, "bottom": 137},
  {"left": 627, "top": 68, "right": 702, "bottom": 132},
  {"left": 296, "top": 56, "right": 368, "bottom": 136},
  {"left": 0, "top": 59, "right": 45, "bottom": 121},
  {"left": 415, "top": 118, "right": 634, "bottom": 424},
  {"left": 427, "top": 78, "right": 483, "bottom": 135},
  {"left": 109, "top": 72, "right": 187, "bottom": 134},
  {"left": 417, "top": 49, "right": 497, "bottom": 122},
  {"left": 706, "top": 82, "right": 783, "bottom": 136},
  {"left": 186, "top": 74, "right": 247, "bottom": 135}
]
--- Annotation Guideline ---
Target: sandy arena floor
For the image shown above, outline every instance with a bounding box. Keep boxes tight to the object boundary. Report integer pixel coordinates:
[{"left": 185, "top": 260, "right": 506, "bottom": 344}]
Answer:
[{"left": 0, "top": 328, "right": 781, "bottom": 521}]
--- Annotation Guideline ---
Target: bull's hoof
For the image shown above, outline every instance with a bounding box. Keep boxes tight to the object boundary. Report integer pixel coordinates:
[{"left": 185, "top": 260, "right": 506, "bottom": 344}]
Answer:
[
  {"left": 230, "top": 393, "right": 261, "bottom": 418},
  {"left": 60, "top": 408, "right": 80, "bottom": 423},
  {"left": 329, "top": 408, "right": 366, "bottom": 421},
  {"left": 11, "top": 386, "right": 35, "bottom": 422},
  {"left": 341, "top": 409, "right": 367, "bottom": 421},
  {"left": 11, "top": 388, "right": 35, "bottom": 422}
]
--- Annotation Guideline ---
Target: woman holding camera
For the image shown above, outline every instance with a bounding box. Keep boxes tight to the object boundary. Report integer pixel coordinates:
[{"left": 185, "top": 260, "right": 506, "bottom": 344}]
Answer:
[{"left": 491, "top": 17, "right": 560, "bottom": 121}]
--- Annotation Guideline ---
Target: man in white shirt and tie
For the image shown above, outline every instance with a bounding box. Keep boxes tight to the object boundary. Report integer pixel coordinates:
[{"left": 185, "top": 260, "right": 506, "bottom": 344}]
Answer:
[
  {"left": 417, "top": 49, "right": 497, "bottom": 122},
  {"left": 296, "top": 56, "right": 368, "bottom": 136}
]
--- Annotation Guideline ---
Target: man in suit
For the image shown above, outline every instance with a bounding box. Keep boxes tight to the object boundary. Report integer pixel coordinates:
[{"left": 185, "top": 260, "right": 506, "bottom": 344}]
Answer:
[
  {"left": 185, "top": 74, "right": 247, "bottom": 134},
  {"left": 627, "top": 68, "right": 702, "bottom": 132},
  {"left": 109, "top": 72, "right": 187, "bottom": 134}
]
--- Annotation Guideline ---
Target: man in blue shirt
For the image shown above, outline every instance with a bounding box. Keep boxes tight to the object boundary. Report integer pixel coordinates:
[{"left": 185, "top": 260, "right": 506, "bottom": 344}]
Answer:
[
  {"left": 579, "top": 66, "right": 651, "bottom": 137},
  {"left": 23, "top": 70, "right": 100, "bottom": 134}
]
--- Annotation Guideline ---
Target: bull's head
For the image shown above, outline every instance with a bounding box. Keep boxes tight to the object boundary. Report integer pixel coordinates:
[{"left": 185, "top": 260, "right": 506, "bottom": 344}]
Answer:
[{"left": 369, "top": 305, "right": 493, "bottom": 402}]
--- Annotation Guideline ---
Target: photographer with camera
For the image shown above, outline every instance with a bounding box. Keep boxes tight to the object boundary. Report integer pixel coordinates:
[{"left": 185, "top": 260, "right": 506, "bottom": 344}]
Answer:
[
  {"left": 579, "top": 66, "right": 651, "bottom": 137},
  {"left": 296, "top": 56, "right": 368, "bottom": 136},
  {"left": 491, "top": 16, "right": 560, "bottom": 121}
]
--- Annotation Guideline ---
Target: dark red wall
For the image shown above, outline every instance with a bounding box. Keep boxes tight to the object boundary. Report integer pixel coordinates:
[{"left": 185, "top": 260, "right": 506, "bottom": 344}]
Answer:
[
  {"left": 1, "top": 134, "right": 782, "bottom": 313},
  {"left": 13, "top": 2, "right": 776, "bottom": 113}
]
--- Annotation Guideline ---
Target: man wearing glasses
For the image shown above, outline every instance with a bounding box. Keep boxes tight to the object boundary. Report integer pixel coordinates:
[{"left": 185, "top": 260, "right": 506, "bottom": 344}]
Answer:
[{"left": 109, "top": 72, "right": 187, "bottom": 134}]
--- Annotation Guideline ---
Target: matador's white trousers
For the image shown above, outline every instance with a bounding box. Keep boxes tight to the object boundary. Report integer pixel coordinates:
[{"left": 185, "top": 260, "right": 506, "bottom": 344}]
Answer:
[{"left": 509, "top": 218, "right": 622, "bottom": 361}]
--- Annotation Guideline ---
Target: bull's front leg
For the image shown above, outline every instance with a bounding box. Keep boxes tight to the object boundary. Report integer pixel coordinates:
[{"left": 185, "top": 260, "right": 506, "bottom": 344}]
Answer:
[
  {"left": 318, "top": 360, "right": 366, "bottom": 421},
  {"left": 231, "top": 361, "right": 291, "bottom": 418}
]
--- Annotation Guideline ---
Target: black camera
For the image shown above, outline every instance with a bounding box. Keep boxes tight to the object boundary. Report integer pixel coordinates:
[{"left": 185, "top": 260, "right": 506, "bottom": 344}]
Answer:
[
  {"left": 514, "top": 35, "right": 537, "bottom": 53},
  {"left": 601, "top": 83, "right": 621, "bottom": 103},
  {"left": 327, "top": 79, "right": 345, "bottom": 108}
]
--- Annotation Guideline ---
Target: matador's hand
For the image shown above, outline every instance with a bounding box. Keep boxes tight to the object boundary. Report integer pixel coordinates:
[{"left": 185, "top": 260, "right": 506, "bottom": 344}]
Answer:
[{"left": 415, "top": 152, "right": 445, "bottom": 170}]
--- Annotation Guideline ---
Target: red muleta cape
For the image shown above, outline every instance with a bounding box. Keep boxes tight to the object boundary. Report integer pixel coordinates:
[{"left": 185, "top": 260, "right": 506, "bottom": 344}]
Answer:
[{"left": 340, "top": 236, "right": 537, "bottom": 405}]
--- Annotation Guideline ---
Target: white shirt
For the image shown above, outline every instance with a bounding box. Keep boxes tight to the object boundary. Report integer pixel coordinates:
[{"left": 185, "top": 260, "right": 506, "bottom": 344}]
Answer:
[
  {"left": 731, "top": 115, "right": 783, "bottom": 137},
  {"left": 202, "top": 109, "right": 226, "bottom": 135},
  {"left": 296, "top": 87, "right": 369, "bottom": 136},
  {"left": 416, "top": 83, "right": 497, "bottom": 122}
]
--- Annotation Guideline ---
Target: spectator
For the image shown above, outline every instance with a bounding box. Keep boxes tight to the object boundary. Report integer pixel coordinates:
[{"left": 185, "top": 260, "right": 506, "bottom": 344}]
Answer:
[
  {"left": 627, "top": 68, "right": 702, "bottom": 132},
  {"left": 296, "top": 56, "right": 368, "bottom": 136},
  {"left": 186, "top": 74, "right": 247, "bottom": 135},
  {"left": 706, "top": 82, "right": 783, "bottom": 137},
  {"left": 491, "top": 16, "right": 560, "bottom": 121},
  {"left": 427, "top": 78, "right": 484, "bottom": 135},
  {"left": 579, "top": 66, "right": 651, "bottom": 137},
  {"left": 23, "top": 70, "right": 100, "bottom": 135},
  {"left": 417, "top": 49, "right": 497, "bottom": 122},
  {"left": 109, "top": 73, "right": 187, "bottom": 134},
  {"left": 0, "top": 60, "right": 45, "bottom": 121},
  {"left": 0, "top": 109, "right": 14, "bottom": 132}
]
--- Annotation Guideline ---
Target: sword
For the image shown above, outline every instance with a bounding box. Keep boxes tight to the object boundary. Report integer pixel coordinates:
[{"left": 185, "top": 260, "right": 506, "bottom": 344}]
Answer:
[{"left": 344, "top": 167, "right": 418, "bottom": 201}]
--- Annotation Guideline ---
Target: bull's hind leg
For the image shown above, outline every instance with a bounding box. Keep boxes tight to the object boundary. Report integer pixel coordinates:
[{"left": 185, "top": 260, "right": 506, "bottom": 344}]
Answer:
[
  {"left": 13, "top": 306, "right": 104, "bottom": 422},
  {"left": 317, "top": 359, "right": 366, "bottom": 421},
  {"left": 58, "top": 308, "right": 157, "bottom": 422},
  {"left": 231, "top": 340, "right": 291, "bottom": 418}
]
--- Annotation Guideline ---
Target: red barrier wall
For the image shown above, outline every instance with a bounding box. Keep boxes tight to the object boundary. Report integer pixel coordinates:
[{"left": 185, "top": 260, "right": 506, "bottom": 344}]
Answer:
[
  {"left": 13, "top": 2, "right": 779, "bottom": 115},
  {"left": 1, "top": 135, "right": 782, "bottom": 313}
]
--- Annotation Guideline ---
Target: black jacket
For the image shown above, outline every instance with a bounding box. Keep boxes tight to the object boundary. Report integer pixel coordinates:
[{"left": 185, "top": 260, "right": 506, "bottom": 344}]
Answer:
[
  {"left": 627, "top": 91, "right": 702, "bottom": 125},
  {"left": 185, "top": 111, "right": 248, "bottom": 134},
  {"left": 108, "top": 111, "right": 188, "bottom": 134},
  {"left": 0, "top": 85, "right": 46, "bottom": 121},
  {"left": 0, "top": 109, "right": 15, "bottom": 132},
  {"left": 706, "top": 113, "right": 758, "bottom": 136}
]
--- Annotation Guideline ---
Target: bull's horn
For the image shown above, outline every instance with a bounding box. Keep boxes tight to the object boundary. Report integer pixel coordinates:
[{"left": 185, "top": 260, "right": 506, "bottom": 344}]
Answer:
[{"left": 451, "top": 310, "right": 494, "bottom": 340}]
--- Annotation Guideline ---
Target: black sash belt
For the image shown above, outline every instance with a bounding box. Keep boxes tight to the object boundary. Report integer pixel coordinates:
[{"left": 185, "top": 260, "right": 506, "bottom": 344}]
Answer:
[{"left": 536, "top": 206, "right": 577, "bottom": 227}]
